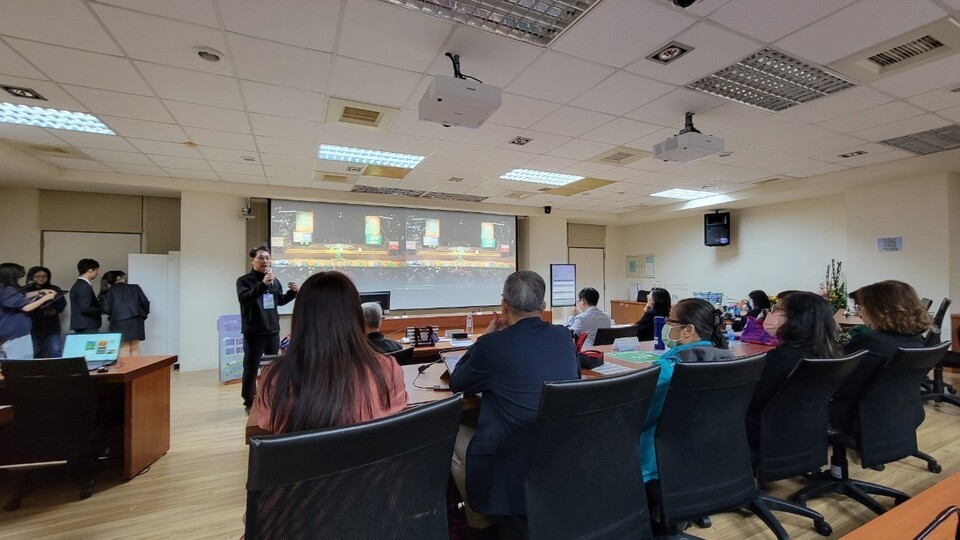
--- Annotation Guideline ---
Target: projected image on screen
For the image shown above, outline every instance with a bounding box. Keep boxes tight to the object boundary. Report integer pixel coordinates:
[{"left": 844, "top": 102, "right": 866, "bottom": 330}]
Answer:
[{"left": 270, "top": 200, "right": 517, "bottom": 310}]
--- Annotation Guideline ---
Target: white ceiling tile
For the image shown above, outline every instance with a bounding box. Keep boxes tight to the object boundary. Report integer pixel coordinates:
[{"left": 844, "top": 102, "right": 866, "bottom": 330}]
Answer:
[
  {"left": 97, "top": 0, "right": 220, "bottom": 26},
  {"left": 165, "top": 101, "right": 251, "bottom": 134},
  {"left": 127, "top": 138, "right": 204, "bottom": 158},
  {"left": 506, "top": 52, "right": 615, "bottom": 104},
  {"left": 546, "top": 139, "right": 616, "bottom": 161},
  {"left": 377, "top": 133, "right": 443, "bottom": 156},
  {"left": 906, "top": 87, "right": 960, "bottom": 112},
  {"left": 624, "top": 22, "right": 761, "bottom": 86},
  {"left": 255, "top": 136, "right": 320, "bottom": 157},
  {"left": 708, "top": 0, "right": 856, "bottom": 42},
  {"left": 319, "top": 124, "right": 385, "bottom": 150},
  {"left": 40, "top": 157, "right": 113, "bottom": 171},
  {"left": 259, "top": 154, "right": 315, "bottom": 169},
  {"left": 521, "top": 155, "right": 581, "bottom": 172},
  {"left": 77, "top": 148, "right": 153, "bottom": 165},
  {"left": 498, "top": 130, "right": 571, "bottom": 154},
  {"left": 311, "top": 179, "right": 355, "bottom": 191},
  {"left": 218, "top": 0, "right": 340, "bottom": 52},
  {"left": 100, "top": 116, "right": 186, "bottom": 142},
  {"left": 63, "top": 86, "right": 174, "bottom": 122},
  {"left": 810, "top": 142, "right": 894, "bottom": 163},
  {"left": 217, "top": 173, "right": 266, "bottom": 184},
  {"left": 197, "top": 147, "right": 255, "bottom": 162},
  {"left": 593, "top": 167, "right": 645, "bottom": 181},
  {"left": 870, "top": 52, "right": 960, "bottom": 98},
  {"left": 691, "top": 102, "right": 770, "bottom": 133},
  {"left": 388, "top": 107, "right": 455, "bottom": 139},
  {"left": 942, "top": 0, "right": 960, "bottom": 8},
  {"left": 329, "top": 57, "right": 422, "bottom": 108},
  {"left": 93, "top": 5, "right": 232, "bottom": 75},
  {"left": 0, "top": 1, "right": 121, "bottom": 54},
  {"left": 430, "top": 141, "right": 494, "bottom": 161},
  {"left": 0, "top": 76, "right": 86, "bottom": 110},
  {"left": 162, "top": 168, "right": 220, "bottom": 180},
  {"left": 779, "top": 87, "right": 894, "bottom": 124},
  {"left": 832, "top": 148, "right": 915, "bottom": 167},
  {"left": 239, "top": 81, "right": 326, "bottom": 121},
  {"left": 552, "top": 0, "right": 697, "bottom": 68},
  {"left": 338, "top": 0, "right": 452, "bottom": 73},
  {"left": 249, "top": 113, "right": 321, "bottom": 141},
  {"left": 267, "top": 176, "right": 310, "bottom": 188},
  {"left": 137, "top": 63, "right": 244, "bottom": 109},
  {"left": 561, "top": 161, "right": 618, "bottom": 177},
  {"left": 424, "top": 26, "right": 541, "bottom": 88},
  {"left": 442, "top": 122, "right": 521, "bottom": 148},
  {"left": 570, "top": 72, "right": 675, "bottom": 116},
  {"left": 106, "top": 163, "right": 169, "bottom": 176},
  {"left": 818, "top": 101, "right": 925, "bottom": 133},
  {"left": 228, "top": 33, "right": 331, "bottom": 91},
  {"left": 529, "top": 107, "right": 616, "bottom": 138},
  {"left": 8, "top": 39, "right": 151, "bottom": 95},
  {"left": 480, "top": 148, "right": 535, "bottom": 168},
  {"left": 486, "top": 93, "right": 562, "bottom": 129},
  {"left": 626, "top": 88, "right": 725, "bottom": 127},
  {"left": 182, "top": 126, "right": 257, "bottom": 151},
  {"left": 791, "top": 134, "right": 870, "bottom": 158},
  {"left": 850, "top": 114, "right": 952, "bottom": 142},
  {"left": 0, "top": 39, "right": 45, "bottom": 79},
  {"left": 0, "top": 124, "right": 66, "bottom": 145},
  {"left": 775, "top": 0, "right": 946, "bottom": 65},
  {"left": 52, "top": 132, "right": 138, "bottom": 152},
  {"left": 939, "top": 105, "right": 960, "bottom": 123},
  {"left": 209, "top": 160, "right": 265, "bottom": 175},
  {"left": 148, "top": 155, "right": 213, "bottom": 170},
  {"left": 581, "top": 118, "right": 664, "bottom": 145},
  {"left": 749, "top": 124, "right": 845, "bottom": 153}
]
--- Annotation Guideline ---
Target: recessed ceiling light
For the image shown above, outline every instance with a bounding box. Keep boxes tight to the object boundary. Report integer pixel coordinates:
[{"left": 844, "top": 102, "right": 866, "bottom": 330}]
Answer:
[
  {"left": 193, "top": 46, "right": 223, "bottom": 62},
  {"left": 500, "top": 168, "right": 584, "bottom": 186},
  {"left": 508, "top": 136, "right": 533, "bottom": 146},
  {"left": 318, "top": 144, "right": 425, "bottom": 169},
  {"left": 0, "top": 101, "right": 114, "bottom": 134},
  {"left": 647, "top": 42, "right": 694, "bottom": 65},
  {"left": 2, "top": 85, "right": 46, "bottom": 101},
  {"left": 650, "top": 188, "right": 716, "bottom": 200},
  {"left": 838, "top": 150, "right": 868, "bottom": 158}
]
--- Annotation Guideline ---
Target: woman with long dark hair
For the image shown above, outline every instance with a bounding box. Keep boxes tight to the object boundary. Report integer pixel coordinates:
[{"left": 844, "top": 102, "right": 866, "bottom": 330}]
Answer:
[
  {"left": 732, "top": 289, "right": 773, "bottom": 331},
  {"left": 635, "top": 287, "right": 671, "bottom": 341},
  {"left": 99, "top": 270, "right": 150, "bottom": 357},
  {"left": 0, "top": 263, "right": 58, "bottom": 359},
  {"left": 639, "top": 297, "right": 732, "bottom": 483},
  {"left": 256, "top": 271, "right": 408, "bottom": 434},
  {"left": 22, "top": 266, "right": 67, "bottom": 358}
]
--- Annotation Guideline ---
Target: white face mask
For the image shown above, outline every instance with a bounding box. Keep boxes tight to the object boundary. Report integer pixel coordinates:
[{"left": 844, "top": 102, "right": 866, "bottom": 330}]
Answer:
[
  {"left": 763, "top": 310, "right": 785, "bottom": 336},
  {"left": 661, "top": 323, "right": 680, "bottom": 349}
]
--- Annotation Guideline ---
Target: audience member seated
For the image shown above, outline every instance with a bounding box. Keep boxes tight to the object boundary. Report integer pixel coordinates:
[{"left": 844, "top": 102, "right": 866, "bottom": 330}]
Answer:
[
  {"left": 639, "top": 298, "right": 732, "bottom": 484},
  {"left": 566, "top": 286, "right": 611, "bottom": 348},
  {"left": 256, "top": 271, "right": 408, "bottom": 434},
  {"left": 732, "top": 289, "right": 772, "bottom": 331},
  {"left": 635, "top": 287, "right": 671, "bottom": 341},
  {"left": 747, "top": 292, "right": 841, "bottom": 436},
  {"left": 829, "top": 280, "right": 932, "bottom": 432},
  {"left": 361, "top": 301, "right": 402, "bottom": 354},
  {"left": 450, "top": 270, "right": 580, "bottom": 533}
]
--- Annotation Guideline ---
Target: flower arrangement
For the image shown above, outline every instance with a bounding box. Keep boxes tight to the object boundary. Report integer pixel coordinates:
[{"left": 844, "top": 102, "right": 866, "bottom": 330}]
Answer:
[{"left": 819, "top": 259, "right": 847, "bottom": 312}]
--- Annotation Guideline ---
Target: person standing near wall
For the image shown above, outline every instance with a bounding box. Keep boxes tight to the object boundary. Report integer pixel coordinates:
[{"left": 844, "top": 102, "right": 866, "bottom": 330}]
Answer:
[
  {"left": 1, "top": 263, "right": 58, "bottom": 359},
  {"left": 22, "top": 266, "right": 67, "bottom": 358},
  {"left": 69, "top": 259, "right": 101, "bottom": 334},
  {"left": 100, "top": 270, "right": 150, "bottom": 357},
  {"left": 236, "top": 246, "right": 298, "bottom": 413}
]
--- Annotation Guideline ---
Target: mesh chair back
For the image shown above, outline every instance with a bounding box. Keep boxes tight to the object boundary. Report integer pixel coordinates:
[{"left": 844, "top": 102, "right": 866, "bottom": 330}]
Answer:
[
  {"left": 525, "top": 367, "right": 661, "bottom": 540},
  {"left": 245, "top": 395, "right": 462, "bottom": 540},
  {"left": 921, "top": 297, "right": 934, "bottom": 311},
  {"left": 0, "top": 358, "right": 97, "bottom": 465},
  {"left": 932, "top": 298, "right": 951, "bottom": 331},
  {"left": 755, "top": 352, "right": 866, "bottom": 482},
  {"left": 856, "top": 342, "right": 949, "bottom": 468},
  {"left": 593, "top": 325, "right": 640, "bottom": 346},
  {"left": 655, "top": 354, "right": 765, "bottom": 526},
  {"left": 387, "top": 346, "right": 415, "bottom": 365}
]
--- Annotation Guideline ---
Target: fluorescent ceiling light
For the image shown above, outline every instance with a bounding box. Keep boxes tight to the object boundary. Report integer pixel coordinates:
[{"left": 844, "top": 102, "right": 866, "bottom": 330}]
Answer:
[
  {"left": 0, "top": 101, "right": 114, "bottom": 134},
  {"left": 500, "top": 168, "right": 584, "bottom": 186},
  {"left": 650, "top": 188, "right": 717, "bottom": 200},
  {"left": 318, "top": 144, "right": 424, "bottom": 169}
]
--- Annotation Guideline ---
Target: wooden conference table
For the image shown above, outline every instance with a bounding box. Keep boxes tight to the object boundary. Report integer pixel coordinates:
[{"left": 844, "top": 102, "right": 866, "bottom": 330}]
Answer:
[
  {"left": 841, "top": 471, "right": 960, "bottom": 539},
  {"left": 0, "top": 355, "right": 177, "bottom": 481}
]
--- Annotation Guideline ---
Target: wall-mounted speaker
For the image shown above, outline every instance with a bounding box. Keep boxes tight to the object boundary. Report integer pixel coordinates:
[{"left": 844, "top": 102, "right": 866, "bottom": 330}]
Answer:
[{"left": 704, "top": 212, "right": 731, "bottom": 247}]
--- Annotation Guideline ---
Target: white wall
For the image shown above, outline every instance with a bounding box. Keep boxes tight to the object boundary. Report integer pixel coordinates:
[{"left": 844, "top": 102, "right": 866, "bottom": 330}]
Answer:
[
  {"left": 525, "top": 216, "right": 568, "bottom": 317},
  {"left": 0, "top": 187, "right": 40, "bottom": 266},
  {"left": 179, "top": 191, "right": 246, "bottom": 371},
  {"left": 949, "top": 175, "right": 960, "bottom": 329}
]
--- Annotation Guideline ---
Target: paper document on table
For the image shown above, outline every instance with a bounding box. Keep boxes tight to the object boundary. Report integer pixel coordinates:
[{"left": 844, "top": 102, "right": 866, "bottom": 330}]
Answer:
[
  {"left": 592, "top": 363, "right": 633, "bottom": 375},
  {"left": 450, "top": 339, "right": 474, "bottom": 347},
  {"left": 606, "top": 350, "right": 663, "bottom": 364}
]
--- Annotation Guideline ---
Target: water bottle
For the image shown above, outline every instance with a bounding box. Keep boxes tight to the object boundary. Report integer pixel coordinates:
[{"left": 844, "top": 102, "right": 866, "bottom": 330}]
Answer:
[
  {"left": 465, "top": 313, "right": 474, "bottom": 334},
  {"left": 653, "top": 316, "right": 666, "bottom": 350},
  {"left": 726, "top": 325, "right": 736, "bottom": 344}
]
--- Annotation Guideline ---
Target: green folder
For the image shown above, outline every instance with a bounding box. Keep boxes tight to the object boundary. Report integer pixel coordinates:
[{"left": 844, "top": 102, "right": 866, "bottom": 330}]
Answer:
[{"left": 606, "top": 350, "right": 663, "bottom": 364}]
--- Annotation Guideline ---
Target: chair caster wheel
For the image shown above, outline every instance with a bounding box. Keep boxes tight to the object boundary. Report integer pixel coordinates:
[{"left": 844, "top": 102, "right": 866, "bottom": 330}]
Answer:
[
  {"left": 694, "top": 516, "right": 711, "bottom": 528},
  {"left": 815, "top": 521, "right": 833, "bottom": 536},
  {"left": 929, "top": 463, "right": 942, "bottom": 473},
  {"left": 872, "top": 465, "right": 885, "bottom": 471}
]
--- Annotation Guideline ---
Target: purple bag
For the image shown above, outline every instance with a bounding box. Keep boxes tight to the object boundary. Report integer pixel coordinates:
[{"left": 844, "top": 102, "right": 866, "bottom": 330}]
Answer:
[{"left": 740, "top": 316, "right": 780, "bottom": 346}]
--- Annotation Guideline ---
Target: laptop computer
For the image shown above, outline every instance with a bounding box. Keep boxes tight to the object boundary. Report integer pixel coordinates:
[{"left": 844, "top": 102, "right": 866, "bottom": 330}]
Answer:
[
  {"left": 62, "top": 333, "right": 122, "bottom": 370},
  {"left": 439, "top": 349, "right": 468, "bottom": 376}
]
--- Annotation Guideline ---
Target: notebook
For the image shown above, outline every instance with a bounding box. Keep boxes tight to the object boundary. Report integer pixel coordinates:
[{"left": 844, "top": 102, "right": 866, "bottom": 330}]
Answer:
[
  {"left": 439, "top": 349, "right": 468, "bottom": 375},
  {"left": 62, "top": 333, "right": 122, "bottom": 370}
]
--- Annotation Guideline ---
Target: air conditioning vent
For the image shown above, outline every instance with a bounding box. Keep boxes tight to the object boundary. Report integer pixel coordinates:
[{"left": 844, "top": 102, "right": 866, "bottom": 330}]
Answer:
[
  {"left": 8, "top": 143, "right": 92, "bottom": 159},
  {"left": 31, "top": 145, "right": 70, "bottom": 154},
  {"left": 340, "top": 106, "right": 383, "bottom": 127},
  {"left": 588, "top": 146, "right": 651, "bottom": 166},
  {"left": 867, "top": 35, "right": 944, "bottom": 68},
  {"left": 421, "top": 192, "right": 488, "bottom": 202},
  {"left": 312, "top": 172, "right": 356, "bottom": 183},
  {"left": 881, "top": 124, "right": 960, "bottom": 155},
  {"left": 326, "top": 97, "right": 398, "bottom": 132},
  {"left": 351, "top": 185, "right": 426, "bottom": 198},
  {"left": 505, "top": 191, "right": 534, "bottom": 199}
]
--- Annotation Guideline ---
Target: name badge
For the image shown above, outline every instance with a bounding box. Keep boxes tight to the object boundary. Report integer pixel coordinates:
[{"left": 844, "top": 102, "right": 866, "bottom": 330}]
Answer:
[{"left": 262, "top": 293, "right": 275, "bottom": 310}]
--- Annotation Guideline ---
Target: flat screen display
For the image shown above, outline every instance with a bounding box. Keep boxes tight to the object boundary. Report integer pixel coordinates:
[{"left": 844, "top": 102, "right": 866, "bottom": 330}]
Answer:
[{"left": 550, "top": 264, "right": 577, "bottom": 307}]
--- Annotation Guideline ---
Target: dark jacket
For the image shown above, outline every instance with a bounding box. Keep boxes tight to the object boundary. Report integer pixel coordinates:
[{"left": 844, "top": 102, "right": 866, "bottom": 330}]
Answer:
[
  {"left": 69, "top": 278, "right": 101, "bottom": 331},
  {"left": 449, "top": 317, "right": 580, "bottom": 516},
  {"left": 101, "top": 282, "right": 150, "bottom": 322},
  {"left": 829, "top": 330, "right": 924, "bottom": 431},
  {"left": 635, "top": 305, "right": 670, "bottom": 341},
  {"left": 747, "top": 344, "right": 810, "bottom": 421},
  {"left": 22, "top": 283, "right": 66, "bottom": 337},
  {"left": 732, "top": 306, "right": 764, "bottom": 332},
  {"left": 0, "top": 285, "right": 32, "bottom": 342},
  {"left": 367, "top": 332, "right": 402, "bottom": 353},
  {"left": 236, "top": 270, "right": 296, "bottom": 335}
]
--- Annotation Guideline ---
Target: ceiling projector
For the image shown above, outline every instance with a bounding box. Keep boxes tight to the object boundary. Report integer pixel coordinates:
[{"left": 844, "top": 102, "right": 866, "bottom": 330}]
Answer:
[
  {"left": 653, "top": 112, "right": 724, "bottom": 163},
  {"left": 419, "top": 74, "right": 502, "bottom": 129}
]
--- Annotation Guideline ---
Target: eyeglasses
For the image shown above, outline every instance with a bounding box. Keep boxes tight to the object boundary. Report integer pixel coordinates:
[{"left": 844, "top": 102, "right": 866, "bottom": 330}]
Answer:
[
  {"left": 665, "top": 319, "right": 688, "bottom": 326},
  {"left": 253, "top": 255, "right": 271, "bottom": 261}
]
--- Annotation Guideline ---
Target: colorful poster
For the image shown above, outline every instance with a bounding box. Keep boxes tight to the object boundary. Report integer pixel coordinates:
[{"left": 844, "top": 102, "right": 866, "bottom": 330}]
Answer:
[
  {"left": 423, "top": 218, "right": 439, "bottom": 247},
  {"left": 364, "top": 215, "right": 382, "bottom": 245},
  {"left": 480, "top": 222, "right": 495, "bottom": 248},
  {"left": 218, "top": 315, "right": 244, "bottom": 384}
]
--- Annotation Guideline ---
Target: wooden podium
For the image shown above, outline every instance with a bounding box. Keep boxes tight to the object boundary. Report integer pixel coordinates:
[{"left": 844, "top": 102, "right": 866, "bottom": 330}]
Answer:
[{"left": 609, "top": 300, "right": 646, "bottom": 325}]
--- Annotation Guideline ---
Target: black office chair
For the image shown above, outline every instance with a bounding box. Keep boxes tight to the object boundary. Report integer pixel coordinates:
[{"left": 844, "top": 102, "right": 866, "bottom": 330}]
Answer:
[
  {"left": 525, "top": 367, "right": 661, "bottom": 540},
  {"left": 593, "top": 325, "right": 640, "bottom": 346},
  {"left": 0, "top": 358, "right": 98, "bottom": 511},
  {"left": 921, "top": 298, "right": 953, "bottom": 396},
  {"left": 651, "top": 354, "right": 785, "bottom": 539},
  {"left": 923, "top": 327, "right": 960, "bottom": 408},
  {"left": 750, "top": 352, "right": 867, "bottom": 537},
  {"left": 245, "top": 394, "right": 462, "bottom": 539},
  {"left": 921, "top": 297, "right": 934, "bottom": 311},
  {"left": 387, "top": 346, "right": 416, "bottom": 366},
  {"left": 795, "top": 342, "right": 951, "bottom": 515}
]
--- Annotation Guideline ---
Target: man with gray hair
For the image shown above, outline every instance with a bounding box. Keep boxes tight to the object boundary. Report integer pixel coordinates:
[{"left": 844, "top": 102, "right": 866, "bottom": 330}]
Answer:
[
  {"left": 449, "top": 270, "right": 579, "bottom": 533},
  {"left": 361, "top": 301, "right": 402, "bottom": 353}
]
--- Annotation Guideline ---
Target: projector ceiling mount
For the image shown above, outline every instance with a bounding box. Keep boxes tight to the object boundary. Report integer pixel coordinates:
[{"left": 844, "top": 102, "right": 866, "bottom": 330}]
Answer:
[
  {"left": 652, "top": 111, "right": 725, "bottom": 163},
  {"left": 419, "top": 53, "right": 502, "bottom": 129},
  {"left": 445, "top": 53, "right": 484, "bottom": 84}
]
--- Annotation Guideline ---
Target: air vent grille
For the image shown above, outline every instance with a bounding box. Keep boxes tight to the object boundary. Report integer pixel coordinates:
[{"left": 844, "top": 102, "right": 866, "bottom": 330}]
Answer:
[
  {"left": 868, "top": 35, "right": 944, "bottom": 67},
  {"left": 687, "top": 48, "right": 856, "bottom": 112},
  {"left": 326, "top": 97, "right": 398, "bottom": 132},
  {"left": 340, "top": 106, "right": 383, "bottom": 127},
  {"left": 881, "top": 124, "right": 960, "bottom": 155},
  {"left": 350, "top": 184, "right": 486, "bottom": 202},
  {"left": 421, "top": 192, "right": 488, "bottom": 202}
]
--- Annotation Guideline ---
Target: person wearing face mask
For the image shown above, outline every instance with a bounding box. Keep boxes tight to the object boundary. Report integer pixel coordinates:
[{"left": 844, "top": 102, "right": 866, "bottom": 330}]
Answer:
[
  {"left": 22, "top": 266, "right": 67, "bottom": 358},
  {"left": 638, "top": 298, "right": 733, "bottom": 484},
  {"left": 731, "top": 289, "right": 771, "bottom": 332}
]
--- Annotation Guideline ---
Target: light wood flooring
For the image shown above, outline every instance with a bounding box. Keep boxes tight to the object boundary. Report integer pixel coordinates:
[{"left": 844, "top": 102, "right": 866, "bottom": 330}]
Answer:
[{"left": 1, "top": 369, "right": 959, "bottom": 539}]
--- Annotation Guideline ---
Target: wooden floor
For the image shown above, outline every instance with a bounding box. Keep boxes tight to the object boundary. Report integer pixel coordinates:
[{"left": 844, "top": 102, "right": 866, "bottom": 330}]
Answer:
[{"left": 1, "top": 369, "right": 959, "bottom": 539}]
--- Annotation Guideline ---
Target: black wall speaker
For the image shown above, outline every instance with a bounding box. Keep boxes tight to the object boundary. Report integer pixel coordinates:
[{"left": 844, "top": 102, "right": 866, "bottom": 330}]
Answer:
[{"left": 704, "top": 212, "right": 731, "bottom": 247}]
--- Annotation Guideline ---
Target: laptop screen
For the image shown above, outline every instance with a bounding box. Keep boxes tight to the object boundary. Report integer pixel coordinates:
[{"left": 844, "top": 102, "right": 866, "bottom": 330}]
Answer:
[
  {"left": 62, "top": 333, "right": 122, "bottom": 362},
  {"left": 440, "top": 349, "right": 468, "bottom": 374}
]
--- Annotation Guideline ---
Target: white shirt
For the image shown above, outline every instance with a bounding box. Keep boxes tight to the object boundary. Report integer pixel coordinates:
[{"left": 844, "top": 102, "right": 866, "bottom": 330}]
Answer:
[{"left": 567, "top": 306, "right": 612, "bottom": 348}]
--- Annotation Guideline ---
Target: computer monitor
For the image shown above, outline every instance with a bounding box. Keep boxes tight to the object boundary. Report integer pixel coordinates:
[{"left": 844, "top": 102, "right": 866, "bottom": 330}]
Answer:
[
  {"left": 62, "top": 333, "right": 122, "bottom": 369},
  {"left": 359, "top": 290, "right": 391, "bottom": 312}
]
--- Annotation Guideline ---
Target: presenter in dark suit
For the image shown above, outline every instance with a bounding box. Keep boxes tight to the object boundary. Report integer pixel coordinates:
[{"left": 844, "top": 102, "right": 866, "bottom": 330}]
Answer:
[
  {"left": 69, "top": 258, "right": 101, "bottom": 334},
  {"left": 450, "top": 270, "right": 579, "bottom": 532},
  {"left": 236, "top": 246, "right": 298, "bottom": 412}
]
